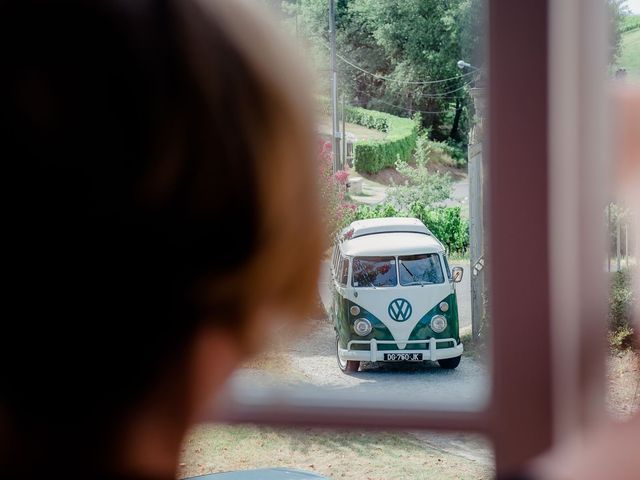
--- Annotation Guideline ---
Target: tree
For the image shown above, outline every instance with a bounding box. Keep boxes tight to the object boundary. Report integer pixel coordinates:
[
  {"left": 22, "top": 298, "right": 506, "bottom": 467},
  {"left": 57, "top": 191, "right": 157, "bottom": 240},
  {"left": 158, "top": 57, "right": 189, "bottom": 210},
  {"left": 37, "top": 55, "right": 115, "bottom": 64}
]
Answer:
[
  {"left": 608, "top": 0, "right": 630, "bottom": 65},
  {"left": 282, "top": 0, "right": 483, "bottom": 147}
]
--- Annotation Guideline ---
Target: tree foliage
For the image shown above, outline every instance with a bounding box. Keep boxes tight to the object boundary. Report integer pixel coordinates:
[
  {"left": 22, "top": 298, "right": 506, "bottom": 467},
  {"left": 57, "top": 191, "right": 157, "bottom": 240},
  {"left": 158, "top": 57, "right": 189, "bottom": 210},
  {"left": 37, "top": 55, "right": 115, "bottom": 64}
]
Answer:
[
  {"left": 282, "top": 0, "right": 483, "bottom": 146},
  {"left": 608, "top": 0, "right": 631, "bottom": 64}
]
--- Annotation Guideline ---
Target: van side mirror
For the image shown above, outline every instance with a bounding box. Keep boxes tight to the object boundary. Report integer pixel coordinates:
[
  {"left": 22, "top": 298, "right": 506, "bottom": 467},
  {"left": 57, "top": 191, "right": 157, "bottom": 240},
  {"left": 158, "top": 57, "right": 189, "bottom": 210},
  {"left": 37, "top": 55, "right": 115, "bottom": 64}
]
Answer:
[{"left": 452, "top": 266, "right": 464, "bottom": 283}]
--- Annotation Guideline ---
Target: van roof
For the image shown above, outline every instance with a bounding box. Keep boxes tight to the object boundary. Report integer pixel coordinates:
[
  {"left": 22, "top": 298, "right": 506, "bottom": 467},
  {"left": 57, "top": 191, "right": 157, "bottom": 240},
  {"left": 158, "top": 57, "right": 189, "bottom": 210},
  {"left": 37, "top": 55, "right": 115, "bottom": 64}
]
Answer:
[
  {"left": 341, "top": 231, "right": 444, "bottom": 257},
  {"left": 339, "top": 217, "right": 431, "bottom": 242}
]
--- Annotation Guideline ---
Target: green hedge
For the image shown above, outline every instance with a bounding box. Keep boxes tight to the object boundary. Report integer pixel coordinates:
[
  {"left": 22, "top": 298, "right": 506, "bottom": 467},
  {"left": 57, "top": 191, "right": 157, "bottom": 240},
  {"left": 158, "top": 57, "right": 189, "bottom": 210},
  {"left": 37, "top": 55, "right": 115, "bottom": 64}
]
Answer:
[
  {"left": 620, "top": 15, "right": 640, "bottom": 34},
  {"left": 316, "top": 97, "right": 419, "bottom": 174},
  {"left": 317, "top": 96, "right": 390, "bottom": 132}
]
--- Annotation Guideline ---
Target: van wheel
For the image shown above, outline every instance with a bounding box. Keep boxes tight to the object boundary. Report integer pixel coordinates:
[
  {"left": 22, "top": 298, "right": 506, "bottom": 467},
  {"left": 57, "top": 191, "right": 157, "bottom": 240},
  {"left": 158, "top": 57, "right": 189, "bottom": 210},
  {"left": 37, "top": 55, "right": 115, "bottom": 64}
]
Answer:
[
  {"left": 438, "top": 355, "right": 461, "bottom": 369},
  {"left": 336, "top": 336, "right": 360, "bottom": 373}
]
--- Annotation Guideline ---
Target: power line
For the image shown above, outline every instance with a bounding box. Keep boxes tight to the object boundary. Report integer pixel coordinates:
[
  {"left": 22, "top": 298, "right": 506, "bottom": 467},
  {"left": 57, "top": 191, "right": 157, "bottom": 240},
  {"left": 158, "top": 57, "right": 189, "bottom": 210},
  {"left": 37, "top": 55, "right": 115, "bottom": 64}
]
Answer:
[
  {"left": 338, "top": 52, "right": 478, "bottom": 85},
  {"left": 322, "top": 42, "right": 477, "bottom": 85},
  {"left": 367, "top": 97, "right": 457, "bottom": 115},
  {"left": 411, "top": 80, "right": 475, "bottom": 97}
]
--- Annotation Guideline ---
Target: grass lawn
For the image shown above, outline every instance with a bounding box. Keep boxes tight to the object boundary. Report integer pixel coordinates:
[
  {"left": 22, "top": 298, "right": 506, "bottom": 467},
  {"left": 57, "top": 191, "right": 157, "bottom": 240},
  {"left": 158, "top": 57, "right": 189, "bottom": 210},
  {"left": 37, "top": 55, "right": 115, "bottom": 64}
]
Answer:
[
  {"left": 179, "top": 425, "right": 493, "bottom": 480},
  {"left": 617, "top": 18, "right": 640, "bottom": 78},
  {"left": 317, "top": 115, "right": 386, "bottom": 142}
]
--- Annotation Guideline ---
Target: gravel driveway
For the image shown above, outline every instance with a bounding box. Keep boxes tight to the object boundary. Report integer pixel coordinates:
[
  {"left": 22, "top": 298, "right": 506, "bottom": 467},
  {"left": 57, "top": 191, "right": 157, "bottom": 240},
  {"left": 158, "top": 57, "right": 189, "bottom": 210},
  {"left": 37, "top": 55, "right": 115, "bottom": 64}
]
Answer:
[
  {"left": 285, "top": 319, "right": 489, "bottom": 406},
  {"left": 234, "top": 260, "right": 487, "bottom": 405}
]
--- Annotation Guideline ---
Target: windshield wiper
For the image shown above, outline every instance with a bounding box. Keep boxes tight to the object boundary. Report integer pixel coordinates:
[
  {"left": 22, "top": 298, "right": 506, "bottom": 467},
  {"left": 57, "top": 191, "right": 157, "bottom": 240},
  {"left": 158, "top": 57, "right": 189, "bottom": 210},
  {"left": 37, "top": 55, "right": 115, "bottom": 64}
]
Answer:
[{"left": 401, "top": 263, "right": 424, "bottom": 286}]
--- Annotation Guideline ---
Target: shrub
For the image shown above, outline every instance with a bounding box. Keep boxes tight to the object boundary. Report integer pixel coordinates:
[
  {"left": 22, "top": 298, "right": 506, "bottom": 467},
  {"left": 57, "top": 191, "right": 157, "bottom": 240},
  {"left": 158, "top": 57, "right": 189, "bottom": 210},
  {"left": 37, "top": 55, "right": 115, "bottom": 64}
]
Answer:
[
  {"left": 316, "top": 96, "right": 390, "bottom": 133},
  {"left": 387, "top": 133, "right": 453, "bottom": 209},
  {"left": 430, "top": 138, "right": 467, "bottom": 166},
  {"left": 608, "top": 269, "right": 636, "bottom": 351},
  {"left": 620, "top": 15, "right": 640, "bottom": 34},
  {"left": 316, "top": 96, "right": 419, "bottom": 174},
  {"left": 354, "top": 203, "right": 400, "bottom": 220},
  {"left": 353, "top": 116, "right": 418, "bottom": 174},
  {"left": 352, "top": 202, "right": 469, "bottom": 254},
  {"left": 317, "top": 140, "right": 356, "bottom": 238}
]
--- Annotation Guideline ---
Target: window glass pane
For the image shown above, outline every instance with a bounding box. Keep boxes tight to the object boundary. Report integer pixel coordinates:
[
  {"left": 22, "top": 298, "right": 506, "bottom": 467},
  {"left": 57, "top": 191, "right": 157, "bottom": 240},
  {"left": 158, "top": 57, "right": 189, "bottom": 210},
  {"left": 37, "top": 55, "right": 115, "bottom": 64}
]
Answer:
[
  {"left": 399, "top": 253, "right": 445, "bottom": 285},
  {"left": 339, "top": 257, "right": 349, "bottom": 286},
  {"left": 606, "top": 9, "right": 640, "bottom": 419},
  {"left": 178, "top": 0, "right": 497, "bottom": 477},
  {"left": 352, "top": 256, "right": 397, "bottom": 287}
]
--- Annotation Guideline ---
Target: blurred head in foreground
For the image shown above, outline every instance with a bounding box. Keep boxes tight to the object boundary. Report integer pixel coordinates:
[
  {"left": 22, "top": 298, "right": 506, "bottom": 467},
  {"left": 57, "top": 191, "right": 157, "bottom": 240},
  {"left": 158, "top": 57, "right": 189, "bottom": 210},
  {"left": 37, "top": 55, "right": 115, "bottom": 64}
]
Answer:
[{"left": 0, "top": 0, "right": 322, "bottom": 477}]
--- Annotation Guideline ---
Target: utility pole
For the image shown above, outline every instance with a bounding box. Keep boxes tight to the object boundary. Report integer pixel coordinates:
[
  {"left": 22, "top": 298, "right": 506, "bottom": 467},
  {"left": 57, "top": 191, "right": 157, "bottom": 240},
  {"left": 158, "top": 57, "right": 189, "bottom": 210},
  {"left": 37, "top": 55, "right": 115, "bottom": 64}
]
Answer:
[
  {"left": 607, "top": 204, "right": 611, "bottom": 272},
  {"left": 624, "top": 223, "right": 628, "bottom": 268},
  {"left": 617, "top": 211, "right": 621, "bottom": 271},
  {"left": 341, "top": 94, "right": 346, "bottom": 169},
  {"left": 469, "top": 84, "right": 486, "bottom": 342},
  {"left": 329, "top": 0, "right": 341, "bottom": 173}
]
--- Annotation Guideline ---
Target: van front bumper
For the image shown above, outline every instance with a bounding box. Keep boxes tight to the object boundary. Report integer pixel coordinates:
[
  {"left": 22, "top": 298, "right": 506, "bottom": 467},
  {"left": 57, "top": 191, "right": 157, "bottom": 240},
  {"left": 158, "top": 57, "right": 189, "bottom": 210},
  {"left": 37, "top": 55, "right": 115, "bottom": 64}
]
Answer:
[{"left": 338, "top": 338, "right": 463, "bottom": 363}]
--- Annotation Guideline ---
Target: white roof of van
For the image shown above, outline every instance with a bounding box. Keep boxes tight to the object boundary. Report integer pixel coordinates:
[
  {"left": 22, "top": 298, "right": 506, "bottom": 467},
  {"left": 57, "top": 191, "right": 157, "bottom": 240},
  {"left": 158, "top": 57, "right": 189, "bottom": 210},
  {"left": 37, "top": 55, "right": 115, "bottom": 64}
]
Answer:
[
  {"left": 341, "top": 232, "right": 444, "bottom": 257},
  {"left": 340, "top": 217, "right": 431, "bottom": 241}
]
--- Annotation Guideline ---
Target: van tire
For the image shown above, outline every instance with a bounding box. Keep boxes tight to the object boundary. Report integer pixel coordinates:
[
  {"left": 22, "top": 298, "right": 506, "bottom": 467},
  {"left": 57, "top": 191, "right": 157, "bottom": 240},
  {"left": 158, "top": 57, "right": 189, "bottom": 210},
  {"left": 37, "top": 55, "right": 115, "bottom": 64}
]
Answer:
[
  {"left": 438, "top": 355, "right": 461, "bottom": 369},
  {"left": 336, "top": 336, "right": 360, "bottom": 373}
]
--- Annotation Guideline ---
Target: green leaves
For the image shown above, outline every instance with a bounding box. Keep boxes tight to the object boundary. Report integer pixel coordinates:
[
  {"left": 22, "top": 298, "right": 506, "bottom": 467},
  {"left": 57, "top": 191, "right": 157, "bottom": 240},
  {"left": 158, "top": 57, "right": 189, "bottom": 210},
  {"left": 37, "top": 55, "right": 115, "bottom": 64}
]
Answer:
[
  {"left": 353, "top": 203, "right": 469, "bottom": 254},
  {"left": 608, "top": 270, "right": 636, "bottom": 351},
  {"left": 386, "top": 132, "right": 453, "bottom": 208},
  {"left": 289, "top": 0, "right": 480, "bottom": 141}
]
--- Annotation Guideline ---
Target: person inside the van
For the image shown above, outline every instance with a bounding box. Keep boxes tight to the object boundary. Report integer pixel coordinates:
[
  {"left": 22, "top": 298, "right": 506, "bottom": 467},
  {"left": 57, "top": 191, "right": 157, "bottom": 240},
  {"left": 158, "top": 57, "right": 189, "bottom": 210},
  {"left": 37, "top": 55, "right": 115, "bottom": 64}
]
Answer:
[{"left": 0, "top": 0, "right": 322, "bottom": 478}]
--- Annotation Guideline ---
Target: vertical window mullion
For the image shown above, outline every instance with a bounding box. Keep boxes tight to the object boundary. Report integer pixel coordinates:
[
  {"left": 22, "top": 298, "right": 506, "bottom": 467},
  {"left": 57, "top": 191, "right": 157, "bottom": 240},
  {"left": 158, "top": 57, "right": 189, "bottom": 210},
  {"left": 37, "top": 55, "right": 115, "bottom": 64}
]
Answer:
[{"left": 488, "top": 0, "right": 553, "bottom": 475}]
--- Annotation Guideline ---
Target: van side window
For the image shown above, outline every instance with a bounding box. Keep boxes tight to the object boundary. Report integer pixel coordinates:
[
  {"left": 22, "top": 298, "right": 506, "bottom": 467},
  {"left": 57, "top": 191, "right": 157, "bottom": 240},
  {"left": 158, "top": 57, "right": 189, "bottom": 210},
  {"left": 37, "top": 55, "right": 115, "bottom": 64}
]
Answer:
[{"left": 339, "top": 257, "right": 349, "bottom": 286}]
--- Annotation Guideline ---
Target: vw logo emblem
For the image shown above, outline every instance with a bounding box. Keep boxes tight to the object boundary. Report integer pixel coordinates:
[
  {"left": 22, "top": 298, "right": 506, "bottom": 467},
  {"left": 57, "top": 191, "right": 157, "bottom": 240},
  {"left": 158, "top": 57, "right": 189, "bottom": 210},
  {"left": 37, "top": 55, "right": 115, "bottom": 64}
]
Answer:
[{"left": 388, "top": 298, "right": 412, "bottom": 322}]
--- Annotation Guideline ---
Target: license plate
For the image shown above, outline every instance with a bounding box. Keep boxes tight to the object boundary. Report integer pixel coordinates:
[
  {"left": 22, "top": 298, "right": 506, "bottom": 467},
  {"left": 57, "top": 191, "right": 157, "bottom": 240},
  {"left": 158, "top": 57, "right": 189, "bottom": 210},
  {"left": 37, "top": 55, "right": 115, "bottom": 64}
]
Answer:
[{"left": 383, "top": 353, "right": 423, "bottom": 361}]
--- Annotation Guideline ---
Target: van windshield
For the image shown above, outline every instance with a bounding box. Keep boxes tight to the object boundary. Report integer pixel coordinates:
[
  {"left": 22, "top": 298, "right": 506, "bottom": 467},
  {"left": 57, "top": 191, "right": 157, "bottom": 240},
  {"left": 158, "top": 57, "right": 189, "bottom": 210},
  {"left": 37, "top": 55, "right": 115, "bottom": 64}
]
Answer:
[
  {"left": 352, "top": 256, "right": 397, "bottom": 288},
  {"left": 398, "top": 253, "right": 444, "bottom": 285}
]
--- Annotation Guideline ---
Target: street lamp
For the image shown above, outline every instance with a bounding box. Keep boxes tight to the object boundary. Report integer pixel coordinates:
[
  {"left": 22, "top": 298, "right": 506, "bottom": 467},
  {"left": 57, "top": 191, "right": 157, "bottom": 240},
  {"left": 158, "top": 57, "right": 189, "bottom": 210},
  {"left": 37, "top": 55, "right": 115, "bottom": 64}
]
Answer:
[{"left": 457, "top": 60, "right": 481, "bottom": 71}]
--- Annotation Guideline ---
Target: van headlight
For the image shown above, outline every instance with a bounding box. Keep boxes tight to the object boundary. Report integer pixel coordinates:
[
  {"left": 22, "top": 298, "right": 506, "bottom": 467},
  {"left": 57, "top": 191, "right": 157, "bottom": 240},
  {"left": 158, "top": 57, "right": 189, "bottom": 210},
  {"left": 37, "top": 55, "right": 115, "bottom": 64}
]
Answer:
[
  {"left": 353, "top": 318, "right": 372, "bottom": 336},
  {"left": 430, "top": 315, "right": 447, "bottom": 333}
]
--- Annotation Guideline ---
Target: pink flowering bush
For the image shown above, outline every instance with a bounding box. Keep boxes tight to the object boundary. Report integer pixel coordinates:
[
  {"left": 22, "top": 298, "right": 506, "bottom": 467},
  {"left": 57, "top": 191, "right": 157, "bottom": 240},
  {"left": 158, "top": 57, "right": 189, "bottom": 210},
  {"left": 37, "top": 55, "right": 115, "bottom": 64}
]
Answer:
[
  {"left": 317, "top": 140, "right": 356, "bottom": 239},
  {"left": 334, "top": 169, "right": 350, "bottom": 186}
]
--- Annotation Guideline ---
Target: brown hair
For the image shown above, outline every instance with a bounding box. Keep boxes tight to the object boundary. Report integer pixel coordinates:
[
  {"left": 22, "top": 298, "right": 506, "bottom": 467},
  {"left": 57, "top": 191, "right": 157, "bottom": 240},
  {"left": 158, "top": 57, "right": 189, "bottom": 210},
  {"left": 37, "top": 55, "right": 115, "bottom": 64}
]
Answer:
[{"left": 0, "top": 0, "right": 323, "bottom": 472}]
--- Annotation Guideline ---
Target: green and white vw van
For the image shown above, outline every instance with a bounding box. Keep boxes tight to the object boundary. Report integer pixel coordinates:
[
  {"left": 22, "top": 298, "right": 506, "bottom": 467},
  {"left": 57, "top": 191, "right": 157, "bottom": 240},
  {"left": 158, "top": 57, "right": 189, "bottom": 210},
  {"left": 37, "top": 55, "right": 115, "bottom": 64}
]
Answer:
[{"left": 331, "top": 217, "right": 464, "bottom": 373}]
